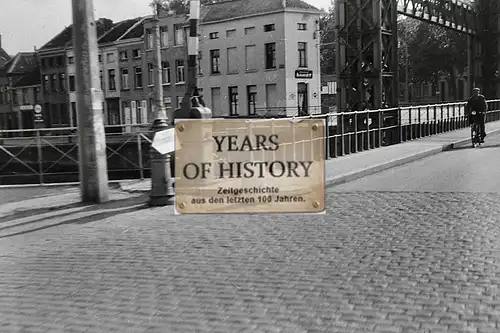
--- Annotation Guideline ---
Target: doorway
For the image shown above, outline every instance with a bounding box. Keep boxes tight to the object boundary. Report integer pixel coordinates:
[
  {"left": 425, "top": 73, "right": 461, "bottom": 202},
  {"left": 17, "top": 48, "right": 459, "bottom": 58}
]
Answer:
[{"left": 297, "top": 83, "right": 308, "bottom": 116}]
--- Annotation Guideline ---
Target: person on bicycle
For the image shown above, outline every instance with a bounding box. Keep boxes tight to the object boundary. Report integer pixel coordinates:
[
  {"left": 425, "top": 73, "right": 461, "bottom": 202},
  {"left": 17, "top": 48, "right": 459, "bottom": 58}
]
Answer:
[{"left": 466, "top": 88, "right": 487, "bottom": 143}]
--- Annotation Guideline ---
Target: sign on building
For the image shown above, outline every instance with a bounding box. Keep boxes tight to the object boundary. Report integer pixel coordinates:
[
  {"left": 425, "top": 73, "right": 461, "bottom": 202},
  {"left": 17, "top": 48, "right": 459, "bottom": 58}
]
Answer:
[
  {"left": 295, "top": 69, "right": 313, "bottom": 79},
  {"left": 33, "top": 104, "right": 43, "bottom": 123},
  {"left": 174, "top": 119, "right": 325, "bottom": 214}
]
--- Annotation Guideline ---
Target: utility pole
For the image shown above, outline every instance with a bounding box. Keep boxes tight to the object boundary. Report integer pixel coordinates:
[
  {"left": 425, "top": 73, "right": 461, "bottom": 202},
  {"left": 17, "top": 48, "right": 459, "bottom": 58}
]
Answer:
[
  {"left": 148, "top": 2, "right": 175, "bottom": 206},
  {"left": 404, "top": 43, "right": 409, "bottom": 104},
  {"left": 180, "top": 0, "right": 204, "bottom": 112},
  {"left": 71, "top": 0, "right": 109, "bottom": 203}
]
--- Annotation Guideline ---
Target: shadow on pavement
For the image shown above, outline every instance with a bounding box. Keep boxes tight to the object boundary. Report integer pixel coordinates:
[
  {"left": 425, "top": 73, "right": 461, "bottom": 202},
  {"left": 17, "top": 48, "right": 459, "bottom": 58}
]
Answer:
[
  {"left": 452, "top": 143, "right": 500, "bottom": 150},
  {"left": 0, "top": 202, "right": 87, "bottom": 223},
  {"left": 0, "top": 194, "right": 150, "bottom": 239},
  {"left": 0, "top": 192, "right": 146, "bottom": 224}
]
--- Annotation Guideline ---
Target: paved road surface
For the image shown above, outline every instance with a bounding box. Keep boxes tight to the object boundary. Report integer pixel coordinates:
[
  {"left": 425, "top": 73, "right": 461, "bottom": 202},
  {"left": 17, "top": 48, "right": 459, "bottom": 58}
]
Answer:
[
  {"left": 2, "top": 135, "right": 500, "bottom": 332},
  {"left": 333, "top": 132, "right": 500, "bottom": 192}
]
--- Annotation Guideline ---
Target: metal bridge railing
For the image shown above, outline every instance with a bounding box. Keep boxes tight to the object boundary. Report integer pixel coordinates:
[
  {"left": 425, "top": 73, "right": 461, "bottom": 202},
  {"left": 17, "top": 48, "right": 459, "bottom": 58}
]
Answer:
[
  {"left": 291, "top": 99, "right": 500, "bottom": 159},
  {"left": 0, "top": 124, "right": 154, "bottom": 186},
  {"left": 1, "top": 100, "right": 499, "bottom": 185}
]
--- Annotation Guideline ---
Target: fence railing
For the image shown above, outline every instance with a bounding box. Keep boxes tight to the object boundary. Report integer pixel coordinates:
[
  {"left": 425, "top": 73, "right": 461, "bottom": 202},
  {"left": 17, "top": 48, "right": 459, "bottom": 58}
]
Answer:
[
  {"left": 0, "top": 124, "right": 154, "bottom": 185},
  {"left": 1, "top": 100, "right": 499, "bottom": 185},
  {"left": 292, "top": 99, "right": 500, "bottom": 159}
]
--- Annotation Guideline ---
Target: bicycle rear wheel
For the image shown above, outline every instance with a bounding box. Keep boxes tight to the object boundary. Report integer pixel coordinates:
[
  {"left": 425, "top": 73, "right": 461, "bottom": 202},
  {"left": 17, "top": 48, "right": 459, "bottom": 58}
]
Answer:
[{"left": 471, "top": 125, "right": 476, "bottom": 147}]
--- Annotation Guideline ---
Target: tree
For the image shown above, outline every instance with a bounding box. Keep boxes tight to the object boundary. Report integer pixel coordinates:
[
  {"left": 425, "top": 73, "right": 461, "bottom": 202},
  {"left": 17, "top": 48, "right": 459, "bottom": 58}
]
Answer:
[
  {"left": 397, "top": 17, "right": 468, "bottom": 101},
  {"left": 150, "top": 0, "right": 188, "bottom": 14},
  {"left": 319, "top": 1, "right": 336, "bottom": 74}
]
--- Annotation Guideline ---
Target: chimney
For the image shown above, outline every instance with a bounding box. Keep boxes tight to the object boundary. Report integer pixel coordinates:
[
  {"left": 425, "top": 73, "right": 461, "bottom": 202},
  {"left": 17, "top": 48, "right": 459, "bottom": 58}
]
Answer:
[
  {"left": 0, "top": 34, "right": 2, "bottom": 48},
  {"left": 282, "top": 0, "right": 286, "bottom": 8}
]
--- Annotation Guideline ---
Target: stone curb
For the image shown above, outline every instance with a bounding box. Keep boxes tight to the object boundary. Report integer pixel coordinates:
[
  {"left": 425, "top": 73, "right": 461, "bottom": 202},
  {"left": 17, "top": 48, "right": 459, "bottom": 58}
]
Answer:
[{"left": 324, "top": 128, "right": 500, "bottom": 188}]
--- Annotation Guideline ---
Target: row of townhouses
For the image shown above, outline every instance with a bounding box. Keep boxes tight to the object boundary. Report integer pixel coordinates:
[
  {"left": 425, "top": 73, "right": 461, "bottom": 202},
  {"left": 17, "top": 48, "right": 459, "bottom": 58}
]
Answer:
[{"left": 0, "top": 0, "right": 327, "bottom": 132}]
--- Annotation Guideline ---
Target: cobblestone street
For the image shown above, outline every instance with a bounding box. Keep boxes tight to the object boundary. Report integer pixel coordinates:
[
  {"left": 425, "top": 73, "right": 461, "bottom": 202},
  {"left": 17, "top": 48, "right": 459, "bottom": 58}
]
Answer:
[{"left": 2, "top": 188, "right": 500, "bottom": 332}]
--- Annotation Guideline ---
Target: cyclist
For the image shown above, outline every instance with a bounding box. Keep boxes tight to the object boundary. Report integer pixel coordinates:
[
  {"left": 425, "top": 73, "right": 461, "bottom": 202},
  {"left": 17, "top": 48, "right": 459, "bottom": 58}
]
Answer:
[{"left": 466, "top": 88, "right": 487, "bottom": 143}]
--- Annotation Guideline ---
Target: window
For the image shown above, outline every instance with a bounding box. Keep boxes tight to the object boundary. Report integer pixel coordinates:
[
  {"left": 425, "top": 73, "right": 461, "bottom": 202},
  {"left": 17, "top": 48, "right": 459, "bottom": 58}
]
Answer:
[
  {"left": 266, "top": 84, "right": 278, "bottom": 109},
  {"left": 132, "top": 49, "right": 141, "bottom": 58},
  {"left": 247, "top": 85, "right": 257, "bottom": 115},
  {"left": 71, "top": 102, "right": 77, "bottom": 127},
  {"left": 98, "top": 54, "right": 102, "bottom": 62},
  {"left": 68, "top": 56, "right": 74, "bottom": 64},
  {"left": 160, "top": 26, "right": 169, "bottom": 47},
  {"left": 226, "top": 29, "right": 236, "bottom": 37},
  {"left": 162, "top": 61, "right": 171, "bottom": 84},
  {"left": 298, "top": 42, "right": 307, "bottom": 67},
  {"left": 245, "top": 45, "right": 256, "bottom": 72},
  {"left": 22, "top": 88, "right": 29, "bottom": 104},
  {"left": 59, "top": 73, "right": 66, "bottom": 91},
  {"left": 210, "top": 49, "right": 220, "bottom": 74},
  {"left": 108, "top": 69, "right": 116, "bottom": 90},
  {"left": 106, "top": 53, "right": 115, "bottom": 62},
  {"left": 69, "top": 75, "right": 75, "bottom": 92},
  {"left": 100, "top": 70, "right": 104, "bottom": 90},
  {"left": 176, "top": 96, "right": 183, "bottom": 108},
  {"left": 134, "top": 67, "right": 143, "bottom": 88},
  {"left": 174, "top": 24, "right": 184, "bottom": 45},
  {"left": 12, "top": 90, "right": 20, "bottom": 105},
  {"left": 227, "top": 47, "right": 238, "bottom": 74},
  {"left": 265, "top": 43, "right": 276, "bottom": 69},
  {"left": 209, "top": 32, "right": 219, "bottom": 39},
  {"left": 119, "top": 51, "right": 128, "bottom": 61},
  {"left": 34, "top": 87, "right": 40, "bottom": 103},
  {"left": 244, "top": 27, "right": 255, "bottom": 35},
  {"left": 164, "top": 96, "right": 172, "bottom": 110},
  {"left": 297, "top": 23, "right": 307, "bottom": 30},
  {"left": 229, "top": 87, "right": 239, "bottom": 116},
  {"left": 43, "top": 75, "right": 49, "bottom": 92},
  {"left": 121, "top": 68, "right": 129, "bottom": 89},
  {"left": 60, "top": 103, "right": 69, "bottom": 125},
  {"left": 51, "top": 74, "right": 57, "bottom": 92},
  {"left": 146, "top": 29, "right": 153, "bottom": 49},
  {"left": 198, "top": 51, "right": 202, "bottom": 75},
  {"left": 50, "top": 104, "right": 60, "bottom": 125},
  {"left": 148, "top": 63, "right": 154, "bottom": 86},
  {"left": 176, "top": 60, "right": 185, "bottom": 83},
  {"left": 264, "top": 24, "right": 275, "bottom": 32}
]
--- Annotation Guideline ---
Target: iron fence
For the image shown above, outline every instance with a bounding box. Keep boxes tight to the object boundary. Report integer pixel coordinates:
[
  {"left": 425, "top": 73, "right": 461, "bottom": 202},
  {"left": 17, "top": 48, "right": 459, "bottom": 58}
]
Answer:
[
  {"left": 0, "top": 124, "right": 155, "bottom": 185},
  {"left": 1, "top": 100, "right": 500, "bottom": 185},
  {"left": 292, "top": 99, "right": 500, "bottom": 159}
]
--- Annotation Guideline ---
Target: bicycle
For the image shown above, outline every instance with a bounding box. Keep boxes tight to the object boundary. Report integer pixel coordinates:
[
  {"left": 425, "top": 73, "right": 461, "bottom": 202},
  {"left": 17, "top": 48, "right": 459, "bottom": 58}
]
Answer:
[{"left": 470, "top": 111, "right": 482, "bottom": 147}]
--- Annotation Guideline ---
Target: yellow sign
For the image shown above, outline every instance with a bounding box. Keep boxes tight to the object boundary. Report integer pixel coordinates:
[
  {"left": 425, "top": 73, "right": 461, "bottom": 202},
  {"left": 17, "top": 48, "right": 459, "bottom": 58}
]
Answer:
[{"left": 174, "top": 118, "right": 325, "bottom": 214}]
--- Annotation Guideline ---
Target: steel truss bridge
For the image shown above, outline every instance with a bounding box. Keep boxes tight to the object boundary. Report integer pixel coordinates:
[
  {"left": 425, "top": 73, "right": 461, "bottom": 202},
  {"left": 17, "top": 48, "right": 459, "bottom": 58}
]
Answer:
[{"left": 335, "top": 0, "right": 500, "bottom": 111}]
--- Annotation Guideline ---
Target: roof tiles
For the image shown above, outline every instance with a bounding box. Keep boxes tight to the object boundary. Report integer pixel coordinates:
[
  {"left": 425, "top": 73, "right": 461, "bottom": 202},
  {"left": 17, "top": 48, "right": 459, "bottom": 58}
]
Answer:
[
  {"left": 200, "top": 0, "right": 321, "bottom": 23},
  {"left": 98, "top": 17, "right": 144, "bottom": 44},
  {"left": 40, "top": 18, "right": 114, "bottom": 50}
]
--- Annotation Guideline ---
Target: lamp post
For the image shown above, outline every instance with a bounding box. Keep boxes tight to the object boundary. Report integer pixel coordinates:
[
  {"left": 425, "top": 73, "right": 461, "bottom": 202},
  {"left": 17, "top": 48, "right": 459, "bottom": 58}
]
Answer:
[{"left": 148, "top": 2, "right": 175, "bottom": 206}]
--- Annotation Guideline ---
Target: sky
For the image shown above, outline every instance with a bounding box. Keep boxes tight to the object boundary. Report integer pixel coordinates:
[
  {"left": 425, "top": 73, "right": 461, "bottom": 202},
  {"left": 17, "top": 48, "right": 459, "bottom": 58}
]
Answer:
[{"left": 0, "top": 0, "right": 333, "bottom": 55}]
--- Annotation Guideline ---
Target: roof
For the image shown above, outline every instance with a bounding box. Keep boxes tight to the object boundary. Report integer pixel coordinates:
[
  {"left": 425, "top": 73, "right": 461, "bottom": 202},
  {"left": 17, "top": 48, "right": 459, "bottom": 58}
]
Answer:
[
  {"left": 98, "top": 17, "right": 144, "bottom": 44},
  {"left": 13, "top": 67, "right": 41, "bottom": 87},
  {"left": 120, "top": 17, "right": 147, "bottom": 40},
  {"left": 3, "top": 52, "right": 38, "bottom": 75},
  {"left": 40, "top": 18, "right": 114, "bottom": 50},
  {"left": 200, "top": 0, "right": 321, "bottom": 23},
  {"left": 0, "top": 47, "right": 10, "bottom": 68}
]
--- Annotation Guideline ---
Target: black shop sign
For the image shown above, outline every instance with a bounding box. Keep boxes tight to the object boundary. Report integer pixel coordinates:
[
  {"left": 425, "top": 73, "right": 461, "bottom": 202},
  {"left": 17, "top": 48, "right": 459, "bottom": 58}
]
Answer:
[{"left": 295, "top": 70, "right": 313, "bottom": 79}]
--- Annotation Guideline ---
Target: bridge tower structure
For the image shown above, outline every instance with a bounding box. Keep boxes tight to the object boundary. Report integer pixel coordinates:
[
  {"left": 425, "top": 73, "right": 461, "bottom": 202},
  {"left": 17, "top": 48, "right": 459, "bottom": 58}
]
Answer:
[{"left": 335, "top": 0, "right": 499, "bottom": 111}]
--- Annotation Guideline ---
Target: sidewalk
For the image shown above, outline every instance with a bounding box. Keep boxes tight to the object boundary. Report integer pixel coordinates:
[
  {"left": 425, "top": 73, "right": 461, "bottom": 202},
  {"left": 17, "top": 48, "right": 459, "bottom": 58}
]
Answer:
[{"left": 119, "top": 120, "right": 500, "bottom": 192}]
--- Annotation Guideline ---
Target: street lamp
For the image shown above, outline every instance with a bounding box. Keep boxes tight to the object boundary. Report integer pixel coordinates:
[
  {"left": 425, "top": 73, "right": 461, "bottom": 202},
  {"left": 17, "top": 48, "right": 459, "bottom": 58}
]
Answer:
[{"left": 148, "top": 2, "right": 175, "bottom": 206}]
